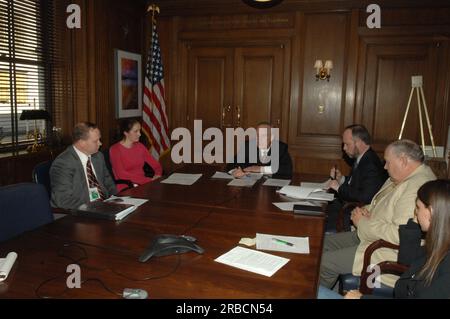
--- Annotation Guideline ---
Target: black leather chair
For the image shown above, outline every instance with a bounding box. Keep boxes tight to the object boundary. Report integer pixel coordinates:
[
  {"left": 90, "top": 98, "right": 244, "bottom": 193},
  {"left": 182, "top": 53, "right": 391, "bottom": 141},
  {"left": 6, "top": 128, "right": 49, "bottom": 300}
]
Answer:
[
  {"left": 101, "top": 148, "right": 134, "bottom": 191},
  {"left": 0, "top": 183, "right": 54, "bottom": 242}
]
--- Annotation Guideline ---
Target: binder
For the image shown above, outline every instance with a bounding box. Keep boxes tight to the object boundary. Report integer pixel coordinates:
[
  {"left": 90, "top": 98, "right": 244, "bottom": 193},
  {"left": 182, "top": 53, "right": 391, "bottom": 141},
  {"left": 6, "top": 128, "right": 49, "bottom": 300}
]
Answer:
[
  {"left": 74, "top": 201, "right": 137, "bottom": 221},
  {"left": 293, "top": 204, "right": 325, "bottom": 217}
]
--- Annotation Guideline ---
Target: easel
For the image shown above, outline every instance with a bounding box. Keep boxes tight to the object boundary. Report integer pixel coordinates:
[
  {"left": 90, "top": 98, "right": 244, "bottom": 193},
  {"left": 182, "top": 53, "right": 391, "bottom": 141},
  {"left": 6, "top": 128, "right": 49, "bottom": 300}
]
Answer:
[{"left": 398, "top": 75, "right": 437, "bottom": 157}]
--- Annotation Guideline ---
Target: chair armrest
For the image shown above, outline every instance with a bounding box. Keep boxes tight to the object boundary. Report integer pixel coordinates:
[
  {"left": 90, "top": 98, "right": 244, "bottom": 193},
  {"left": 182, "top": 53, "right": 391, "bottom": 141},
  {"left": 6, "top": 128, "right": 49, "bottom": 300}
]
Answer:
[
  {"left": 336, "top": 201, "right": 363, "bottom": 232},
  {"left": 359, "top": 239, "right": 407, "bottom": 295}
]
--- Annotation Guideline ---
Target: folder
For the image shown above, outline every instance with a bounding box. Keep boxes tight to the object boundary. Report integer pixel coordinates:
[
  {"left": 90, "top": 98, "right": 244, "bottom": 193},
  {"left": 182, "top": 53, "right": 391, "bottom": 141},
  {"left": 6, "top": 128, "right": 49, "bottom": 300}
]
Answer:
[{"left": 74, "top": 201, "right": 137, "bottom": 221}]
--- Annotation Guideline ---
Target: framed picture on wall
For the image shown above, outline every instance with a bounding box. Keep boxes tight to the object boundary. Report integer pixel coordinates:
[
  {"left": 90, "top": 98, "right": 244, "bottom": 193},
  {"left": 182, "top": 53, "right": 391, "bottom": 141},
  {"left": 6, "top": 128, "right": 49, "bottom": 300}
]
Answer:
[{"left": 114, "top": 49, "right": 142, "bottom": 118}]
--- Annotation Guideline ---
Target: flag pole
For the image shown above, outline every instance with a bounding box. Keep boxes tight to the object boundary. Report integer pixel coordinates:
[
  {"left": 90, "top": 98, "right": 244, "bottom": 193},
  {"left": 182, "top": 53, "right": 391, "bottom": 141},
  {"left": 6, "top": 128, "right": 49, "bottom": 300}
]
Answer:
[{"left": 144, "top": 4, "right": 160, "bottom": 154}]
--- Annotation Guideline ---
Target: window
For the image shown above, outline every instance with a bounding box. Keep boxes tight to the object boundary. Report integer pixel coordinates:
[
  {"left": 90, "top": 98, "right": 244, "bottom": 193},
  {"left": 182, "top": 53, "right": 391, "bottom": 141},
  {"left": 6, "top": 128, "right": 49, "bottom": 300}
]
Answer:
[{"left": 0, "top": 0, "right": 55, "bottom": 151}]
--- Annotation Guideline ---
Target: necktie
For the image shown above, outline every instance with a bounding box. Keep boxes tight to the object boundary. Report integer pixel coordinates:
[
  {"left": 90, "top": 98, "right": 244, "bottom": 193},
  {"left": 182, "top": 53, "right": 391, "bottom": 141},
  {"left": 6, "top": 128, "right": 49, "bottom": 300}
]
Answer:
[{"left": 86, "top": 157, "right": 106, "bottom": 200}]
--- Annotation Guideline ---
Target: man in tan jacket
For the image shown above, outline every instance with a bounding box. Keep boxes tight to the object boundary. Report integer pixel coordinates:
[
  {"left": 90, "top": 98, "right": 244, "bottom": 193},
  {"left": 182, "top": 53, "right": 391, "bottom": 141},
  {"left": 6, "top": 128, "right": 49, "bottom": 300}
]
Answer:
[{"left": 320, "top": 139, "right": 436, "bottom": 289}]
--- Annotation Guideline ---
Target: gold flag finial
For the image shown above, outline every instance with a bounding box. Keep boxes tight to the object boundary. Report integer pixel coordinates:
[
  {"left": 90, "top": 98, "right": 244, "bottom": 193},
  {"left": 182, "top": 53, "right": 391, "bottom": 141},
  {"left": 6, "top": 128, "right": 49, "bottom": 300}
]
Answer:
[{"left": 147, "top": 4, "right": 160, "bottom": 23}]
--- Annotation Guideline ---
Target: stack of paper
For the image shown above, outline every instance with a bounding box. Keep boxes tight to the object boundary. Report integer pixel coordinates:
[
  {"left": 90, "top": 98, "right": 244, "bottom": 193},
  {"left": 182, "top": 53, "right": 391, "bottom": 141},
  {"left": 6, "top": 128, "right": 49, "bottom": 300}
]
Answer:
[
  {"left": 161, "top": 173, "right": 202, "bottom": 185},
  {"left": 227, "top": 178, "right": 257, "bottom": 187},
  {"left": 215, "top": 246, "right": 290, "bottom": 277},
  {"left": 278, "top": 185, "right": 334, "bottom": 201}
]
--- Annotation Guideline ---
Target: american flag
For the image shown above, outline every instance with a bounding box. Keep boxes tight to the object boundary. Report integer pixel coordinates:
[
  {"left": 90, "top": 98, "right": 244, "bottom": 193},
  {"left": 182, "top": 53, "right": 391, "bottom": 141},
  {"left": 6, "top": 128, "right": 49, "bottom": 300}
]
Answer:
[{"left": 142, "top": 23, "right": 170, "bottom": 159}]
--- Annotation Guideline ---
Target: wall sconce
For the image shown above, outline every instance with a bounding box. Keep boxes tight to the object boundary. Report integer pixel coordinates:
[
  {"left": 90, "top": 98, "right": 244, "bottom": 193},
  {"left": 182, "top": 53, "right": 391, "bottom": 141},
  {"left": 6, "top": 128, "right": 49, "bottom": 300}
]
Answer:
[{"left": 314, "top": 60, "right": 333, "bottom": 81}]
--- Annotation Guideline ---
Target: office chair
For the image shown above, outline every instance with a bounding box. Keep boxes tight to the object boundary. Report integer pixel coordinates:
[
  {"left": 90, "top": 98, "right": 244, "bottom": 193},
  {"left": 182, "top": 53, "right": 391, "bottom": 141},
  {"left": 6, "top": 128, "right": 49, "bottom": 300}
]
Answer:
[
  {"left": 339, "top": 239, "right": 409, "bottom": 297},
  {"left": 0, "top": 183, "right": 54, "bottom": 242},
  {"left": 32, "top": 160, "right": 53, "bottom": 198},
  {"left": 101, "top": 148, "right": 134, "bottom": 191}
]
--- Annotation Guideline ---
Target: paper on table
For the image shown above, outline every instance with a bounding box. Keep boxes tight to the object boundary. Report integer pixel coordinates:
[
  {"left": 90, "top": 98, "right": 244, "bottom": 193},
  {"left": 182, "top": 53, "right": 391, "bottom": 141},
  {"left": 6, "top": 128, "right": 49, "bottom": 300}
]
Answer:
[
  {"left": 272, "top": 200, "right": 321, "bottom": 211},
  {"left": 211, "top": 171, "right": 234, "bottom": 180},
  {"left": 0, "top": 252, "right": 18, "bottom": 282},
  {"left": 300, "top": 181, "right": 328, "bottom": 189},
  {"left": 227, "top": 178, "right": 257, "bottom": 187},
  {"left": 215, "top": 246, "right": 290, "bottom": 277},
  {"left": 256, "top": 233, "right": 310, "bottom": 254},
  {"left": 161, "top": 173, "right": 202, "bottom": 186},
  {"left": 106, "top": 196, "right": 148, "bottom": 207},
  {"left": 279, "top": 185, "right": 334, "bottom": 201},
  {"left": 263, "top": 178, "right": 291, "bottom": 187}
]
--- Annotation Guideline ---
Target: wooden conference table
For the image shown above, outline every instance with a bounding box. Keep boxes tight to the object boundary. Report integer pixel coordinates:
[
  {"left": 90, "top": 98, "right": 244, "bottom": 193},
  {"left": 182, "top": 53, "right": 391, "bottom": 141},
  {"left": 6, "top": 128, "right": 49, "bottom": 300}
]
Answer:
[{"left": 0, "top": 165, "right": 327, "bottom": 299}]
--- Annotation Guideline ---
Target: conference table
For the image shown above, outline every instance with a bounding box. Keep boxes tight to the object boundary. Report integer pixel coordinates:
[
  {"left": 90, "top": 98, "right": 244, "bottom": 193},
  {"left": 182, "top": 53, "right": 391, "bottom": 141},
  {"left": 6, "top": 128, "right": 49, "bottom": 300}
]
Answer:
[{"left": 0, "top": 164, "right": 328, "bottom": 299}]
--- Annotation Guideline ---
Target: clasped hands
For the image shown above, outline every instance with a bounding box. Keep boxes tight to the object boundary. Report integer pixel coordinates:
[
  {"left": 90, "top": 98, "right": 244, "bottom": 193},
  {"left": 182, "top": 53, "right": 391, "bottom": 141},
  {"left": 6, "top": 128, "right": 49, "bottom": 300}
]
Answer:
[
  {"left": 350, "top": 206, "right": 371, "bottom": 226},
  {"left": 232, "top": 166, "right": 261, "bottom": 178}
]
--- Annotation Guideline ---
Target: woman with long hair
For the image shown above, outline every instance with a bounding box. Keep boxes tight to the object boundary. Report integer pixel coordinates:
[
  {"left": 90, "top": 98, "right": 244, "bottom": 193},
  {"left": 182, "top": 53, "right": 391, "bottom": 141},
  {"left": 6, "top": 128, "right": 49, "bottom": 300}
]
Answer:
[
  {"left": 109, "top": 118, "right": 162, "bottom": 191},
  {"left": 345, "top": 179, "right": 450, "bottom": 299}
]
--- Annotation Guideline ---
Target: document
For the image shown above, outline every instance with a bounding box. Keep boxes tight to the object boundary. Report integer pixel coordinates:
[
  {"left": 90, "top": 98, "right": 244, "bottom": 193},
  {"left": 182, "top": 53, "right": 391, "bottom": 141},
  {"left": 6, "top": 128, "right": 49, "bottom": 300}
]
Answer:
[
  {"left": 272, "top": 200, "right": 321, "bottom": 211},
  {"left": 106, "top": 196, "right": 148, "bottom": 207},
  {"left": 227, "top": 178, "right": 257, "bottom": 187},
  {"left": 211, "top": 171, "right": 234, "bottom": 180},
  {"left": 278, "top": 185, "right": 334, "bottom": 201},
  {"left": 300, "top": 181, "right": 328, "bottom": 189},
  {"left": 263, "top": 178, "right": 291, "bottom": 187},
  {"left": 215, "top": 246, "right": 290, "bottom": 277},
  {"left": 0, "top": 252, "right": 17, "bottom": 282},
  {"left": 161, "top": 173, "right": 202, "bottom": 186},
  {"left": 256, "top": 233, "right": 310, "bottom": 254}
]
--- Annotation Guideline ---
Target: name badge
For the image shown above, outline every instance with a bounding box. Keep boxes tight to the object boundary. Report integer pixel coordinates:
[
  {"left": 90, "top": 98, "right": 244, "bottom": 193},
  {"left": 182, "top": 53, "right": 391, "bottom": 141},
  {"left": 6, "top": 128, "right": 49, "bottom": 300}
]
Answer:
[{"left": 89, "top": 187, "right": 100, "bottom": 201}]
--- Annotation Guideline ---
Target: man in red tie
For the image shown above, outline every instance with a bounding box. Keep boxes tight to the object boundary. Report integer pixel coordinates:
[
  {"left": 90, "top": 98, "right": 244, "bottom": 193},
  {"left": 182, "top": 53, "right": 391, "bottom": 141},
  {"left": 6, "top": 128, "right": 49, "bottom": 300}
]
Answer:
[{"left": 50, "top": 122, "right": 117, "bottom": 210}]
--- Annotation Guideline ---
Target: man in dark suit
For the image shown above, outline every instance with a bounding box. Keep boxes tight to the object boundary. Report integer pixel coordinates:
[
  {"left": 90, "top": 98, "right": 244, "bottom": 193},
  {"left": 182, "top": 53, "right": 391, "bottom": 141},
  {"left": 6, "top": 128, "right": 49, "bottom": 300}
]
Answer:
[
  {"left": 226, "top": 122, "right": 293, "bottom": 179},
  {"left": 325, "top": 124, "right": 388, "bottom": 231},
  {"left": 50, "top": 122, "right": 117, "bottom": 210}
]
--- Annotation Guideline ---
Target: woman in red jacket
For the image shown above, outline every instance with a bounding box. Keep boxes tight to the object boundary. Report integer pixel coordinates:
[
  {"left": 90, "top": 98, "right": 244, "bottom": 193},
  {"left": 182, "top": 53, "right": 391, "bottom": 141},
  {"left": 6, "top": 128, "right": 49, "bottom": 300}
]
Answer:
[{"left": 110, "top": 119, "right": 162, "bottom": 191}]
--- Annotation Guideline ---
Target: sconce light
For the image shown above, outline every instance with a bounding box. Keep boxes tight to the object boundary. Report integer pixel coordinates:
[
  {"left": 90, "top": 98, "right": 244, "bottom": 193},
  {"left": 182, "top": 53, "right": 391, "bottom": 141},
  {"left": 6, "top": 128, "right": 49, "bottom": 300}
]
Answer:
[{"left": 314, "top": 59, "right": 333, "bottom": 81}]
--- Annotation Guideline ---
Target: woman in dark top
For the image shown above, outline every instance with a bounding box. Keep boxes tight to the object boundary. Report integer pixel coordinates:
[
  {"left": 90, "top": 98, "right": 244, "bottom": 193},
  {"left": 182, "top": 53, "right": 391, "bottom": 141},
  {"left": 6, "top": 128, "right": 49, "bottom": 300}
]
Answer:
[{"left": 346, "top": 179, "right": 450, "bottom": 299}]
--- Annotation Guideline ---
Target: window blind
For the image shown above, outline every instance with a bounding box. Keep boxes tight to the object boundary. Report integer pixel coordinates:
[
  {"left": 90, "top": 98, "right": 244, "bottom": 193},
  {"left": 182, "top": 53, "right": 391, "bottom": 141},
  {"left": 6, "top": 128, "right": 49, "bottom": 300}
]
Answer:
[{"left": 0, "top": 0, "right": 56, "bottom": 151}]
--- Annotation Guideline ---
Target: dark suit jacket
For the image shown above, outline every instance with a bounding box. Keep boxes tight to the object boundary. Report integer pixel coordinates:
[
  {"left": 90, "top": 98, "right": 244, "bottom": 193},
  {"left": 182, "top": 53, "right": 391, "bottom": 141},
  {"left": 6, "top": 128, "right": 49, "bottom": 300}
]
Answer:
[
  {"left": 226, "top": 140, "right": 293, "bottom": 179},
  {"left": 338, "top": 147, "right": 388, "bottom": 204},
  {"left": 364, "top": 219, "right": 450, "bottom": 299},
  {"left": 50, "top": 146, "right": 117, "bottom": 210}
]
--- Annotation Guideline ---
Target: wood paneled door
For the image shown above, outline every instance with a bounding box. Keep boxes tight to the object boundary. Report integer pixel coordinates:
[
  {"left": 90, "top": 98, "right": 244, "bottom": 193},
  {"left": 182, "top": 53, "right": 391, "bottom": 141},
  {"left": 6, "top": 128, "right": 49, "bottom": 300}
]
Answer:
[{"left": 187, "top": 44, "right": 288, "bottom": 132}]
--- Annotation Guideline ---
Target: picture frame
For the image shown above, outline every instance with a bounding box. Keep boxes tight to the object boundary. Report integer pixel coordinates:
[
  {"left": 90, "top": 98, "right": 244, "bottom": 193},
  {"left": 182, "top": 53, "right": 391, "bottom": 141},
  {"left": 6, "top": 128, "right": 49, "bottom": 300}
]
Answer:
[{"left": 114, "top": 49, "right": 142, "bottom": 118}]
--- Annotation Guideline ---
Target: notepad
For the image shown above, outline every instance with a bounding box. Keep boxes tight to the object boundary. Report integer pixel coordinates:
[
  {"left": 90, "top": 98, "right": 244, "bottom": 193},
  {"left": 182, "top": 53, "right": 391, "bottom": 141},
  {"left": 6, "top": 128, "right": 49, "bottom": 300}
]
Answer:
[
  {"left": 215, "top": 246, "right": 290, "bottom": 277},
  {"left": 211, "top": 171, "right": 234, "bottom": 179},
  {"left": 256, "top": 233, "right": 310, "bottom": 254}
]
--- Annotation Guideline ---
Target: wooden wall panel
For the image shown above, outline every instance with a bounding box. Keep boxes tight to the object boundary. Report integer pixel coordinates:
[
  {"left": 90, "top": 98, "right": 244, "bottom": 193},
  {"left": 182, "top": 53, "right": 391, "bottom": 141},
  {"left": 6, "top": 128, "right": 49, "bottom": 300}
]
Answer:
[
  {"left": 356, "top": 36, "right": 448, "bottom": 152},
  {"left": 299, "top": 13, "right": 349, "bottom": 136}
]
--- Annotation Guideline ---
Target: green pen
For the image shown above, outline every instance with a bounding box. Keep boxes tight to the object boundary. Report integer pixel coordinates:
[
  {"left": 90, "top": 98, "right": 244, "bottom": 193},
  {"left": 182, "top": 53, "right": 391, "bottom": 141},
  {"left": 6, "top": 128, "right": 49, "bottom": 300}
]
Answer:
[{"left": 272, "top": 237, "right": 294, "bottom": 246}]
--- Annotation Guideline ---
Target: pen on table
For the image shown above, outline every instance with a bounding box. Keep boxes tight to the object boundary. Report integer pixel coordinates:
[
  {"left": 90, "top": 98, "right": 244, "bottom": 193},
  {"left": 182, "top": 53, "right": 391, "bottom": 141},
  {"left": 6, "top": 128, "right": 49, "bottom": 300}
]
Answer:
[{"left": 272, "top": 237, "right": 294, "bottom": 246}]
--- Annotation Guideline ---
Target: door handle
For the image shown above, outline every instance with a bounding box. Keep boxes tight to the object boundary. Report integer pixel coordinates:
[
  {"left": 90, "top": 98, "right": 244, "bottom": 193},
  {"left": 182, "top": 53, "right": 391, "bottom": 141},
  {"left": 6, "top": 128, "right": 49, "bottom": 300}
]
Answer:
[
  {"left": 236, "top": 105, "right": 241, "bottom": 126},
  {"left": 222, "top": 105, "right": 232, "bottom": 127}
]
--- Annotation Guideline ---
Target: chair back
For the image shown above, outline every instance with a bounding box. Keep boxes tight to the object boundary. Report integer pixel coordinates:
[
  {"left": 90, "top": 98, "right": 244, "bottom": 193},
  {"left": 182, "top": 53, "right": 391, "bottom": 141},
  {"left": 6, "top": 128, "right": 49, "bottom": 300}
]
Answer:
[
  {"left": 0, "top": 183, "right": 54, "bottom": 242},
  {"left": 32, "top": 160, "right": 53, "bottom": 198}
]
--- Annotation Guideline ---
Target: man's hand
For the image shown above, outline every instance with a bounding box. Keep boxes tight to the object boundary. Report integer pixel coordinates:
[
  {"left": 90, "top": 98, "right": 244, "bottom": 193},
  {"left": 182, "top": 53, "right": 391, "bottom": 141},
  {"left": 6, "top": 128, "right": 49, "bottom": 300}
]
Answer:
[
  {"left": 344, "top": 290, "right": 363, "bottom": 299},
  {"left": 243, "top": 166, "right": 262, "bottom": 173},
  {"left": 327, "top": 179, "right": 340, "bottom": 191},
  {"left": 232, "top": 167, "right": 247, "bottom": 178},
  {"left": 351, "top": 207, "right": 371, "bottom": 227},
  {"left": 330, "top": 167, "right": 342, "bottom": 181}
]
